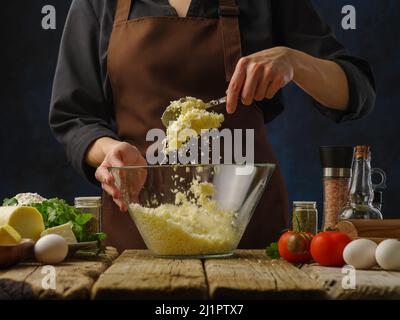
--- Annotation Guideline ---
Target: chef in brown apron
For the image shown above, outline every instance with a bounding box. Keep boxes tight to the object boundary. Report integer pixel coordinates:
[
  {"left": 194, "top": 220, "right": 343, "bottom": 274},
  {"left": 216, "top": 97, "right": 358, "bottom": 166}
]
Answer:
[
  {"left": 98, "top": 0, "right": 289, "bottom": 251},
  {"left": 50, "top": 0, "right": 375, "bottom": 253}
]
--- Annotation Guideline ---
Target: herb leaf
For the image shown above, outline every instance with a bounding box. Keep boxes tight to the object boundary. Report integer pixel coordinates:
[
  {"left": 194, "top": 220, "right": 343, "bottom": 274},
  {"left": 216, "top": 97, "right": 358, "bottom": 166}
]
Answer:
[
  {"left": 2, "top": 198, "right": 18, "bottom": 206},
  {"left": 265, "top": 242, "right": 280, "bottom": 259},
  {"left": 75, "top": 213, "right": 93, "bottom": 226},
  {"left": 30, "top": 198, "right": 106, "bottom": 245}
]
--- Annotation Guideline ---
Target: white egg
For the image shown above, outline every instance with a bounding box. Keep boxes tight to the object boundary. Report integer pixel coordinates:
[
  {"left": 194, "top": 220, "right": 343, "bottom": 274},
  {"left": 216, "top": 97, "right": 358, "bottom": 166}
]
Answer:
[
  {"left": 34, "top": 234, "right": 68, "bottom": 264},
  {"left": 375, "top": 239, "right": 400, "bottom": 271},
  {"left": 343, "top": 239, "right": 377, "bottom": 269}
]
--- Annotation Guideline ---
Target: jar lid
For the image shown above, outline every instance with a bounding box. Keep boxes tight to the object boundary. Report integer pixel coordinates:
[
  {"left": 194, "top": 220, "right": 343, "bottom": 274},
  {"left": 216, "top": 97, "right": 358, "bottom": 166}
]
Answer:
[
  {"left": 75, "top": 196, "right": 102, "bottom": 206},
  {"left": 293, "top": 201, "right": 317, "bottom": 208},
  {"left": 75, "top": 196, "right": 101, "bottom": 201}
]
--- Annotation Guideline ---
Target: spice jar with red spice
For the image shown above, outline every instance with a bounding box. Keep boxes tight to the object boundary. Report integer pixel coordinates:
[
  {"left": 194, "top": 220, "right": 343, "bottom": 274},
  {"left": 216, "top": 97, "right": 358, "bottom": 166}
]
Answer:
[{"left": 320, "top": 146, "right": 353, "bottom": 230}]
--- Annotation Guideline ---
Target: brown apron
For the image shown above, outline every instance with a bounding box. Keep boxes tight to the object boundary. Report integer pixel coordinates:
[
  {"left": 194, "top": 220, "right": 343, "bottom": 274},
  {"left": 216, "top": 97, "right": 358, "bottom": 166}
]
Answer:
[{"left": 103, "top": 0, "right": 289, "bottom": 252}]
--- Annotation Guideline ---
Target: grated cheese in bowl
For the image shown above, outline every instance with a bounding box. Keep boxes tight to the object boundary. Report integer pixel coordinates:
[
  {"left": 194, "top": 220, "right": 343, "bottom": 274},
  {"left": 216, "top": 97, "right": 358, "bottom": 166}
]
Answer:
[{"left": 128, "top": 178, "right": 240, "bottom": 257}]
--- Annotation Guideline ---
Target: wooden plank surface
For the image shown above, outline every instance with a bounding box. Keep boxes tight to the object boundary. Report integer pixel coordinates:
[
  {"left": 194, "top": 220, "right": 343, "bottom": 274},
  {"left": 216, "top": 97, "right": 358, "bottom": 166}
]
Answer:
[
  {"left": 205, "top": 250, "right": 326, "bottom": 299},
  {"left": 3, "top": 248, "right": 400, "bottom": 300},
  {"left": 92, "top": 250, "right": 208, "bottom": 300},
  {"left": 0, "top": 247, "right": 118, "bottom": 300},
  {"left": 302, "top": 264, "right": 400, "bottom": 300}
]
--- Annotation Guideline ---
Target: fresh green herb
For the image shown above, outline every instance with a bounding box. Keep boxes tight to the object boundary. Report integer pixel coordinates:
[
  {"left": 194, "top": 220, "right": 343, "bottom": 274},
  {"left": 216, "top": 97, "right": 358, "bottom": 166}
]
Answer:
[
  {"left": 265, "top": 242, "right": 280, "bottom": 259},
  {"left": 316, "top": 227, "right": 337, "bottom": 233},
  {"left": 293, "top": 212, "right": 302, "bottom": 233},
  {"left": 30, "top": 198, "right": 106, "bottom": 244},
  {"left": 91, "top": 232, "right": 108, "bottom": 254},
  {"left": 2, "top": 198, "right": 18, "bottom": 206},
  {"left": 2, "top": 196, "right": 107, "bottom": 253}
]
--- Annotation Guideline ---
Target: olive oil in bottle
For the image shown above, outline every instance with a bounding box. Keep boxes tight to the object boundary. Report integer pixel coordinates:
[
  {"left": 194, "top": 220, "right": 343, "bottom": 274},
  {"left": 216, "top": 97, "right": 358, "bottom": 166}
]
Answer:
[{"left": 339, "top": 146, "right": 386, "bottom": 220}]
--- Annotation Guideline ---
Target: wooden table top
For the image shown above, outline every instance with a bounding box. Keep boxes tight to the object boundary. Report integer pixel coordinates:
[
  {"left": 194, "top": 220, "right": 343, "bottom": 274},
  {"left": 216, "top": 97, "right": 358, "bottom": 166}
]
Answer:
[
  {"left": 1, "top": 249, "right": 400, "bottom": 300},
  {"left": 0, "top": 248, "right": 118, "bottom": 299}
]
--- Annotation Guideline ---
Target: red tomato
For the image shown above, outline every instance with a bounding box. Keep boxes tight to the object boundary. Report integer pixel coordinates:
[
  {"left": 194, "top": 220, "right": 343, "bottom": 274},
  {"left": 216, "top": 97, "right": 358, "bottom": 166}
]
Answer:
[
  {"left": 278, "top": 231, "right": 313, "bottom": 263},
  {"left": 310, "top": 231, "right": 352, "bottom": 267}
]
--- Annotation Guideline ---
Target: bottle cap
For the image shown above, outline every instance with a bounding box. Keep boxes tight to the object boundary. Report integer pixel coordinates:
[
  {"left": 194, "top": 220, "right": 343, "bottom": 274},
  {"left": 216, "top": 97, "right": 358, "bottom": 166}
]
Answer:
[{"left": 319, "top": 146, "right": 354, "bottom": 169}]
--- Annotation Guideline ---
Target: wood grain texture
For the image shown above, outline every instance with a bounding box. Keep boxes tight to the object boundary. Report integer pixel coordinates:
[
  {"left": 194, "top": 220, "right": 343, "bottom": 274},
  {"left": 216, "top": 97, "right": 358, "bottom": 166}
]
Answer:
[
  {"left": 3, "top": 248, "right": 400, "bottom": 300},
  {"left": 0, "top": 263, "right": 38, "bottom": 299},
  {"left": 336, "top": 220, "right": 400, "bottom": 239},
  {"left": 92, "top": 250, "right": 208, "bottom": 300},
  {"left": 205, "top": 250, "right": 326, "bottom": 299},
  {"left": 301, "top": 264, "right": 400, "bottom": 300},
  {"left": 0, "top": 247, "right": 118, "bottom": 300}
]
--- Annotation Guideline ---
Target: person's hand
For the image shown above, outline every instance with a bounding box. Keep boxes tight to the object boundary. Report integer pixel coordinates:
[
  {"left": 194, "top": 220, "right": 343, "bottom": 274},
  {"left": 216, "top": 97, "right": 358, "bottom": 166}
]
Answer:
[
  {"left": 226, "top": 47, "right": 295, "bottom": 113},
  {"left": 95, "top": 142, "right": 147, "bottom": 211}
]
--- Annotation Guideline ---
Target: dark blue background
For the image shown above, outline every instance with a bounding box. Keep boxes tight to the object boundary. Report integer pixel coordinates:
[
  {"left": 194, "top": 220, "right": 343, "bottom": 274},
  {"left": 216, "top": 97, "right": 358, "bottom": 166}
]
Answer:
[{"left": 1, "top": 1, "right": 399, "bottom": 225}]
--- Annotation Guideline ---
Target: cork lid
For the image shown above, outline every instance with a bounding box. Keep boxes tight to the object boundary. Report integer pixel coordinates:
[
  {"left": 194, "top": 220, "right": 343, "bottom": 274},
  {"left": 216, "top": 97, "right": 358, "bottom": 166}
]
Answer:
[{"left": 355, "top": 145, "right": 371, "bottom": 159}]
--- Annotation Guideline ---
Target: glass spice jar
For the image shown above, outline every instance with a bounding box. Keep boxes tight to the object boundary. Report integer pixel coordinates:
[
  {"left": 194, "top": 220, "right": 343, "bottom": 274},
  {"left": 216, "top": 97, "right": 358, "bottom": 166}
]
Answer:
[
  {"left": 74, "top": 196, "right": 102, "bottom": 234},
  {"left": 320, "top": 146, "right": 354, "bottom": 230},
  {"left": 292, "top": 202, "right": 318, "bottom": 234}
]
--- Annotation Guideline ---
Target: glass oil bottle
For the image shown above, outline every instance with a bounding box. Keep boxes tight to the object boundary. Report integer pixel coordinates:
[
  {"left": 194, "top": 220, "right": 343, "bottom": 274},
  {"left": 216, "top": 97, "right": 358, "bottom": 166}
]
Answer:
[{"left": 339, "top": 146, "right": 386, "bottom": 221}]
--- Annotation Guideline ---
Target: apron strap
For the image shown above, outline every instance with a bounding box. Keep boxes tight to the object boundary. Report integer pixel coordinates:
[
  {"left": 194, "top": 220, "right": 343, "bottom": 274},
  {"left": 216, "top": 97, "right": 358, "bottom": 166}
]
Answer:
[
  {"left": 114, "top": 0, "right": 132, "bottom": 25},
  {"left": 218, "top": 0, "right": 242, "bottom": 82}
]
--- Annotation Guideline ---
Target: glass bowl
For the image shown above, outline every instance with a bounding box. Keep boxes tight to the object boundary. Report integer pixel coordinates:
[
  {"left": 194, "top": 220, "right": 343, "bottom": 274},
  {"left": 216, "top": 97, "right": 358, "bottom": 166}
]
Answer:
[{"left": 109, "top": 164, "right": 275, "bottom": 258}]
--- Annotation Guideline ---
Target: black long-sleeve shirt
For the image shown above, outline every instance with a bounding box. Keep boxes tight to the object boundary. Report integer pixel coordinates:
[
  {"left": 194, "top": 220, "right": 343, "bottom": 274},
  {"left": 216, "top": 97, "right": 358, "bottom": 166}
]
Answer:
[{"left": 49, "top": 0, "right": 376, "bottom": 182}]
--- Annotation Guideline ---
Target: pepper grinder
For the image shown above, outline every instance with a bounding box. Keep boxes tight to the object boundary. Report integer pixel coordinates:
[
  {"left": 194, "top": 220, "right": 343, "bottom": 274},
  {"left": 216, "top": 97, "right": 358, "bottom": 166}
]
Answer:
[{"left": 320, "top": 146, "right": 354, "bottom": 230}]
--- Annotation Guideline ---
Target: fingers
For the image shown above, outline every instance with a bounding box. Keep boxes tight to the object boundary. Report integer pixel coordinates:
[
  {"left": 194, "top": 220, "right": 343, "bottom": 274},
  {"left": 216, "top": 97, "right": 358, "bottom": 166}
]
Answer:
[
  {"left": 101, "top": 181, "right": 127, "bottom": 212},
  {"left": 101, "top": 180, "right": 120, "bottom": 199},
  {"left": 226, "top": 57, "right": 247, "bottom": 114},
  {"left": 227, "top": 49, "right": 296, "bottom": 110},
  {"left": 227, "top": 57, "right": 281, "bottom": 112},
  {"left": 95, "top": 166, "right": 114, "bottom": 185},
  {"left": 241, "top": 62, "right": 263, "bottom": 106},
  {"left": 254, "top": 68, "right": 273, "bottom": 101},
  {"left": 265, "top": 76, "right": 286, "bottom": 99},
  {"left": 108, "top": 149, "right": 125, "bottom": 168},
  {"left": 95, "top": 147, "right": 124, "bottom": 185},
  {"left": 254, "top": 69, "right": 287, "bottom": 101},
  {"left": 96, "top": 165, "right": 125, "bottom": 211},
  {"left": 115, "top": 199, "right": 128, "bottom": 212},
  {"left": 97, "top": 142, "right": 148, "bottom": 212}
]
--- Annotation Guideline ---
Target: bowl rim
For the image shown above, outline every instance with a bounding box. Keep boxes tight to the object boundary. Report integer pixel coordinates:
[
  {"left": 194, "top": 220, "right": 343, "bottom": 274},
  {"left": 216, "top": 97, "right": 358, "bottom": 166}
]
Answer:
[{"left": 108, "top": 163, "right": 276, "bottom": 170}]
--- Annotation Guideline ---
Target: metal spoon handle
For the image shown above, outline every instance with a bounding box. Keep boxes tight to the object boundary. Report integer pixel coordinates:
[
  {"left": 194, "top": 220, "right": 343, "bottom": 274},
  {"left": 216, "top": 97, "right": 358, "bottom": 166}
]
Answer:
[{"left": 207, "top": 96, "right": 227, "bottom": 108}]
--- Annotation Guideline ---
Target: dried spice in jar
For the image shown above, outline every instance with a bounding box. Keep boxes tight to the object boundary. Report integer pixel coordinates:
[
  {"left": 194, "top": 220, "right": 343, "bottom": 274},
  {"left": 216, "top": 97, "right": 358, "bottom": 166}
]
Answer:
[
  {"left": 323, "top": 169, "right": 351, "bottom": 229},
  {"left": 320, "top": 146, "right": 353, "bottom": 230},
  {"left": 292, "top": 202, "right": 318, "bottom": 234}
]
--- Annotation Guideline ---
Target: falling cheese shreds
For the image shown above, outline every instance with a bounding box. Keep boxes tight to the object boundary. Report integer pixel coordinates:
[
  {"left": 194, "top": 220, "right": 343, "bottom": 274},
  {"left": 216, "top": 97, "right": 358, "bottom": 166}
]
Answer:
[{"left": 163, "top": 97, "right": 224, "bottom": 153}]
